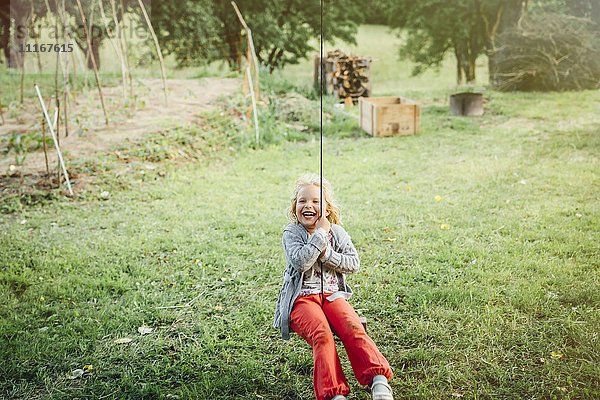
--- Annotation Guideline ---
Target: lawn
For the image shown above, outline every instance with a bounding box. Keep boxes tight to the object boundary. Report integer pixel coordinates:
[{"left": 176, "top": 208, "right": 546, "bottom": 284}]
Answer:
[{"left": 1, "top": 25, "right": 600, "bottom": 400}]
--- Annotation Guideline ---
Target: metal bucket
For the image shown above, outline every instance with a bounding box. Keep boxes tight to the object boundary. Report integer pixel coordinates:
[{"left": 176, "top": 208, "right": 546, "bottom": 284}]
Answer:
[{"left": 449, "top": 92, "right": 483, "bottom": 116}]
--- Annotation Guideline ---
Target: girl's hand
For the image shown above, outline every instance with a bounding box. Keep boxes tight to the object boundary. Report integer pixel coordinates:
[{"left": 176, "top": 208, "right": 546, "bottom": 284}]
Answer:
[
  {"left": 316, "top": 214, "right": 330, "bottom": 233},
  {"left": 319, "top": 244, "right": 327, "bottom": 258}
]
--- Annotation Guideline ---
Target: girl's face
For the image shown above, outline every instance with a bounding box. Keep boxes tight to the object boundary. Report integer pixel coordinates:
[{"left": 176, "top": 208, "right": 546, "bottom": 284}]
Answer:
[{"left": 295, "top": 185, "right": 327, "bottom": 233}]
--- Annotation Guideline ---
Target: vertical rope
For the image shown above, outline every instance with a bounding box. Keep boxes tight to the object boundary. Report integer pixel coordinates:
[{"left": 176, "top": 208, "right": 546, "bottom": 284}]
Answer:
[{"left": 319, "top": 0, "right": 324, "bottom": 308}]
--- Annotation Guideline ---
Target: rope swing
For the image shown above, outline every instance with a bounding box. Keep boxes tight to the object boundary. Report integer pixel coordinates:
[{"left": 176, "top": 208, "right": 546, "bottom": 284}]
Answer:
[{"left": 319, "top": 0, "right": 325, "bottom": 307}]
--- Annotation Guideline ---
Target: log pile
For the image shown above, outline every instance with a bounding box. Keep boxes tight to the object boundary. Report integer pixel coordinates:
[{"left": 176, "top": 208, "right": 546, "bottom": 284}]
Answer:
[{"left": 315, "top": 49, "right": 372, "bottom": 102}]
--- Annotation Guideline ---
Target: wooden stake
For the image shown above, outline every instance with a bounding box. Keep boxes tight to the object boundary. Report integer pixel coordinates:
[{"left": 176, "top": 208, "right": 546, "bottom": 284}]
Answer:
[
  {"left": 138, "top": 0, "right": 168, "bottom": 106},
  {"left": 20, "top": 7, "right": 32, "bottom": 104},
  {"left": 42, "top": 116, "right": 50, "bottom": 180},
  {"left": 120, "top": 0, "right": 133, "bottom": 97},
  {"left": 56, "top": 101, "right": 61, "bottom": 187},
  {"left": 86, "top": 0, "right": 96, "bottom": 69},
  {"left": 0, "top": 95, "right": 5, "bottom": 125},
  {"left": 109, "top": 0, "right": 127, "bottom": 101},
  {"left": 30, "top": 5, "right": 43, "bottom": 73},
  {"left": 98, "top": 0, "right": 125, "bottom": 96},
  {"left": 35, "top": 85, "right": 73, "bottom": 195},
  {"left": 56, "top": 98, "right": 60, "bottom": 146},
  {"left": 62, "top": 0, "right": 70, "bottom": 137},
  {"left": 51, "top": 0, "right": 60, "bottom": 115},
  {"left": 76, "top": 0, "right": 109, "bottom": 125}
]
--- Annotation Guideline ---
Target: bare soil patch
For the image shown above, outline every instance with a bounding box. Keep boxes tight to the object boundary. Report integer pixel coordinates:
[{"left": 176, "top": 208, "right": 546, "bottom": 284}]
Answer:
[{"left": 0, "top": 77, "right": 240, "bottom": 175}]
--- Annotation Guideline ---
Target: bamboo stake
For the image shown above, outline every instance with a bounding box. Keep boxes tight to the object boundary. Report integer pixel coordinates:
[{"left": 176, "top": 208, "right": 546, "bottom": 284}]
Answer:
[
  {"left": 120, "top": 0, "right": 133, "bottom": 97},
  {"left": 86, "top": 0, "right": 96, "bottom": 69},
  {"left": 42, "top": 116, "right": 50, "bottom": 180},
  {"left": 109, "top": 0, "right": 127, "bottom": 101},
  {"left": 138, "top": 0, "right": 168, "bottom": 106},
  {"left": 70, "top": 42, "right": 77, "bottom": 85},
  {"left": 247, "top": 66, "right": 259, "bottom": 144},
  {"left": 232, "top": 1, "right": 259, "bottom": 97},
  {"left": 50, "top": 0, "right": 60, "bottom": 114},
  {"left": 76, "top": 0, "right": 109, "bottom": 125},
  {"left": 30, "top": 5, "right": 43, "bottom": 73},
  {"left": 56, "top": 100, "right": 61, "bottom": 187},
  {"left": 20, "top": 7, "right": 32, "bottom": 104},
  {"left": 62, "top": 0, "right": 69, "bottom": 136},
  {"left": 98, "top": 0, "right": 127, "bottom": 103},
  {"left": 98, "top": 0, "right": 127, "bottom": 98},
  {"left": 35, "top": 84, "right": 73, "bottom": 195},
  {"left": 67, "top": 20, "right": 88, "bottom": 90},
  {"left": 0, "top": 96, "right": 5, "bottom": 125}
]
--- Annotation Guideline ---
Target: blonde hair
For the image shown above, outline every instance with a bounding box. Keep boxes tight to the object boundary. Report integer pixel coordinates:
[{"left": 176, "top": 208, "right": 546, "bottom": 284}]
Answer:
[{"left": 287, "top": 173, "right": 342, "bottom": 225}]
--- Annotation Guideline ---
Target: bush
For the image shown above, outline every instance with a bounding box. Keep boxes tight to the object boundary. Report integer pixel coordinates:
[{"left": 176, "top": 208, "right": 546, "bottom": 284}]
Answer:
[{"left": 494, "top": 12, "right": 600, "bottom": 91}]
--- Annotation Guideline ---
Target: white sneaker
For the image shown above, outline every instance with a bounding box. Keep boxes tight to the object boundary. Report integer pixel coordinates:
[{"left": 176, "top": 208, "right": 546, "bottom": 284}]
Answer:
[
  {"left": 371, "top": 375, "right": 393, "bottom": 400},
  {"left": 331, "top": 396, "right": 347, "bottom": 400}
]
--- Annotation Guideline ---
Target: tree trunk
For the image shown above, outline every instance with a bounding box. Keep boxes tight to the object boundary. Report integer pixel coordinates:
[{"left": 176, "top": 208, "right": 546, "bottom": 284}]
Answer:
[
  {"left": 455, "top": 48, "right": 465, "bottom": 85},
  {"left": 491, "top": 0, "right": 529, "bottom": 85},
  {"left": 224, "top": 29, "right": 242, "bottom": 70},
  {"left": 1, "top": 1, "right": 10, "bottom": 66},
  {"left": 7, "top": 3, "right": 29, "bottom": 69},
  {"left": 87, "top": 37, "right": 100, "bottom": 69},
  {"left": 466, "top": 57, "right": 476, "bottom": 83}
]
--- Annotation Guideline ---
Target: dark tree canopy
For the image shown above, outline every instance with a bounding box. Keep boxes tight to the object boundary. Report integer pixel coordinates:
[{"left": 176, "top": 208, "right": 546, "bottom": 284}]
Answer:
[
  {"left": 150, "top": 0, "right": 359, "bottom": 72},
  {"left": 388, "top": 0, "right": 530, "bottom": 85}
]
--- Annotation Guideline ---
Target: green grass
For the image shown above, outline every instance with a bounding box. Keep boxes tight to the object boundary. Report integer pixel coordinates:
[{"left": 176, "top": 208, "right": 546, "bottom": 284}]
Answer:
[{"left": 2, "top": 24, "right": 600, "bottom": 400}]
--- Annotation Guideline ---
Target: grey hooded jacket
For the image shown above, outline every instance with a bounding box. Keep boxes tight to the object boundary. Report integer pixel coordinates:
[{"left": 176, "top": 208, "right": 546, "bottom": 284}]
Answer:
[{"left": 273, "top": 222, "right": 360, "bottom": 340}]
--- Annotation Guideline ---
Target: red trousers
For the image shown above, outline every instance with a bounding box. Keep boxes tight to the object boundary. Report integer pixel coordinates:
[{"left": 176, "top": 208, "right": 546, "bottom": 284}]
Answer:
[{"left": 290, "top": 294, "right": 393, "bottom": 400}]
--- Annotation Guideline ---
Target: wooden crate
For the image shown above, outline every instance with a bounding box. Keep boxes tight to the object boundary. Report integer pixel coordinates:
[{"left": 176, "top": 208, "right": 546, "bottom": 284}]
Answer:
[{"left": 358, "top": 96, "right": 421, "bottom": 136}]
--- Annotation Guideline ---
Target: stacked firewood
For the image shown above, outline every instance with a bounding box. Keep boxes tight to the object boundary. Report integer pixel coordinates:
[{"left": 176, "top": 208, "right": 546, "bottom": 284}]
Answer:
[{"left": 327, "top": 49, "right": 371, "bottom": 100}]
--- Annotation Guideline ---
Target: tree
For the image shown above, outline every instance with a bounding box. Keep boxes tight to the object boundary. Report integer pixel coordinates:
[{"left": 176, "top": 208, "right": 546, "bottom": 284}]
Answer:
[
  {"left": 151, "top": 0, "right": 359, "bottom": 72},
  {"left": 1, "top": 0, "right": 34, "bottom": 69},
  {"left": 389, "top": 0, "right": 531, "bottom": 85},
  {"left": 389, "top": 0, "right": 485, "bottom": 84},
  {"left": 475, "top": 0, "right": 530, "bottom": 85}
]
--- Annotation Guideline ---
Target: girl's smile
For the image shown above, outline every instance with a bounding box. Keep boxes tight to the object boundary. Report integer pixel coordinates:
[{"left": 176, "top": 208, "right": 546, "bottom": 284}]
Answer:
[{"left": 296, "top": 185, "right": 326, "bottom": 233}]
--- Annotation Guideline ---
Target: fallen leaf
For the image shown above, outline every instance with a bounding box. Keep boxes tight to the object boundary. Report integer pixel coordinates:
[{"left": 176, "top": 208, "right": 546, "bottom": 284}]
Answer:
[
  {"left": 383, "top": 238, "right": 396, "bottom": 242},
  {"left": 452, "top": 393, "right": 464, "bottom": 398},
  {"left": 138, "top": 325, "right": 153, "bottom": 335},
  {"left": 550, "top": 351, "right": 565, "bottom": 360},
  {"left": 83, "top": 364, "right": 93, "bottom": 371},
  {"left": 114, "top": 338, "right": 133, "bottom": 344}
]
